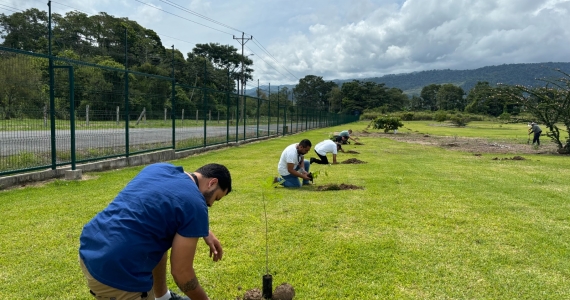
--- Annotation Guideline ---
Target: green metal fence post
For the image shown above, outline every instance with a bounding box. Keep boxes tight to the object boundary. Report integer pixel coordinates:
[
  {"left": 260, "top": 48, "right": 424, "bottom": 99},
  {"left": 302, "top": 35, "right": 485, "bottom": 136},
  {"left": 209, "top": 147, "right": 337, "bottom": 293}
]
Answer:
[
  {"left": 203, "top": 60, "right": 207, "bottom": 147},
  {"left": 171, "top": 45, "right": 176, "bottom": 149},
  {"left": 68, "top": 67, "right": 76, "bottom": 170},
  {"left": 123, "top": 27, "right": 130, "bottom": 157},
  {"left": 48, "top": 1, "right": 56, "bottom": 170},
  {"left": 226, "top": 69, "right": 230, "bottom": 143},
  {"left": 267, "top": 83, "right": 271, "bottom": 135},
  {"left": 277, "top": 86, "right": 280, "bottom": 134}
]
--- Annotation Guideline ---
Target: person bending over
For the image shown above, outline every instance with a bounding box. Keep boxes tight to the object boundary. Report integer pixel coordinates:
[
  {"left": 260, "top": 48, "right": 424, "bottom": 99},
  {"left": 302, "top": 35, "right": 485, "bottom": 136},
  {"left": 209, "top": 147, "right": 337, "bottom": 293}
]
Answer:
[
  {"left": 528, "top": 122, "right": 542, "bottom": 145},
  {"left": 79, "top": 162, "right": 232, "bottom": 300},
  {"left": 310, "top": 139, "right": 344, "bottom": 165}
]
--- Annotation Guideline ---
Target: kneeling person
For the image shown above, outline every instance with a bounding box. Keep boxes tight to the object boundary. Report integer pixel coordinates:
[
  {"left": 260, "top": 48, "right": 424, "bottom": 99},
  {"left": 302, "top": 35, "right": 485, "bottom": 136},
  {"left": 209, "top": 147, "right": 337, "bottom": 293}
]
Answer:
[{"left": 311, "top": 139, "right": 343, "bottom": 165}]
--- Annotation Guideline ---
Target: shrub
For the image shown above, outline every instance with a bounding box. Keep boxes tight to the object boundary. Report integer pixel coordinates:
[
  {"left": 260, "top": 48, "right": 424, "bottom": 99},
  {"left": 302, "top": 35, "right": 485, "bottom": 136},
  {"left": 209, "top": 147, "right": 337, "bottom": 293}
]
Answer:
[
  {"left": 401, "top": 112, "right": 414, "bottom": 121},
  {"left": 434, "top": 111, "right": 447, "bottom": 122},
  {"left": 449, "top": 114, "right": 470, "bottom": 126},
  {"left": 372, "top": 116, "right": 404, "bottom": 133}
]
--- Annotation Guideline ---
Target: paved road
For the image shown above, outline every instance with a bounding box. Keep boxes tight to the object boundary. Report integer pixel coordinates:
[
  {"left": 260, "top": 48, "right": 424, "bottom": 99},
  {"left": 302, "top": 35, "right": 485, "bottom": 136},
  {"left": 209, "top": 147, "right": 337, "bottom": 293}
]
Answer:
[{"left": 0, "top": 123, "right": 310, "bottom": 156}]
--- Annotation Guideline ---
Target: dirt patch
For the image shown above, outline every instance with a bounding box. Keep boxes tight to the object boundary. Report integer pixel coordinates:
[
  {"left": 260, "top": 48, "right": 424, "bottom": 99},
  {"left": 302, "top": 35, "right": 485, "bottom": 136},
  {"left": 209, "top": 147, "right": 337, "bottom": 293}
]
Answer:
[
  {"left": 357, "top": 131, "right": 559, "bottom": 155},
  {"left": 344, "top": 150, "right": 360, "bottom": 154},
  {"left": 492, "top": 156, "right": 527, "bottom": 161},
  {"left": 341, "top": 158, "right": 367, "bottom": 164},
  {"left": 242, "top": 288, "right": 262, "bottom": 300},
  {"left": 240, "top": 283, "right": 295, "bottom": 300},
  {"left": 316, "top": 183, "right": 364, "bottom": 191},
  {"left": 353, "top": 141, "right": 365, "bottom": 145}
]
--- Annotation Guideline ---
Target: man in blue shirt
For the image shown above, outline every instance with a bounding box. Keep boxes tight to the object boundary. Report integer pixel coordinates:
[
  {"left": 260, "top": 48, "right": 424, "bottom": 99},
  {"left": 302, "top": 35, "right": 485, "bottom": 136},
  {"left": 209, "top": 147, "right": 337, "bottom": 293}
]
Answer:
[{"left": 79, "top": 163, "right": 232, "bottom": 300}]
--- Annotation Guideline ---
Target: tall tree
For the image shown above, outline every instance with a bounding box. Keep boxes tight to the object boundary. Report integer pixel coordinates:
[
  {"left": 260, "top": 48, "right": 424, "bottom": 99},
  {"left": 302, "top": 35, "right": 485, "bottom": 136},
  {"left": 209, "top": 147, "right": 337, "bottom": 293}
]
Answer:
[
  {"left": 293, "top": 75, "right": 337, "bottom": 109},
  {"left": 436, "top": 84, "right": 465, "bottom": 111},
  {"left": 0, "top": 8, "right": 49, "bottom": 52},
  {"left": 420, "top": 84, "right": 440, "bottom": 111}
]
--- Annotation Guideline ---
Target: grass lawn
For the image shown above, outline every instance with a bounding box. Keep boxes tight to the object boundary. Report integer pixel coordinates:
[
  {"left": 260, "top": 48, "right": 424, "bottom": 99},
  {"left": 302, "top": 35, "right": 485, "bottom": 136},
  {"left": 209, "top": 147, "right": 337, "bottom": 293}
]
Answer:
[{"left": 1, "top": 121, "right": 569, "bottom": 299}]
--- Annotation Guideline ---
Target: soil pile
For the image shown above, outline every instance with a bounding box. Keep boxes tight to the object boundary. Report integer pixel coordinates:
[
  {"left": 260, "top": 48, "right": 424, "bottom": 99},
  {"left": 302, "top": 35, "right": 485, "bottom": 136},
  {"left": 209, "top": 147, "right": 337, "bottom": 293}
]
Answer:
[
  {"left": 241, "top": 283, "right": 296, "bottom": 300},
  {"left": 316, "top": 184, "right": 364, "bottom": 191},
  {"left": 272, "top": 283, "right": 295, "bottom": 300},
  {"left": 341, "top": 158, "right": 367, "bottom": 164},
  {"left": 344, "top": 150, "right": 360, "bottom": 154},
  {"left": 243, "top": 288, "right": 262, "bottom": 300}
]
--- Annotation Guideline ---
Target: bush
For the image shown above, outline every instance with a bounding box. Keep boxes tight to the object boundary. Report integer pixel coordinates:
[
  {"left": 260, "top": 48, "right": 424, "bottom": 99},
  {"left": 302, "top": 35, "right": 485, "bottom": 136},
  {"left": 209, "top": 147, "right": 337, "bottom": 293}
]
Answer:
[
  {"left": 401, "top": 112, "right": 414, "bottom": 121},
  {"left": 372, "top": 116, "right": 404, "bottom": 133},
  {"left": 434, "top": 111, "right": 447, "bottom": 122},
  {"left": 449, "top": 114, "right": 470, "bottom": 126}
]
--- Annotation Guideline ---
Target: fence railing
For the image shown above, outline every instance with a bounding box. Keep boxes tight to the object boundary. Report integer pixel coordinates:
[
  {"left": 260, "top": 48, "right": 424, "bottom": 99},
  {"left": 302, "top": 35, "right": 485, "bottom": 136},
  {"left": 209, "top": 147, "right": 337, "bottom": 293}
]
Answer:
[{"left": 0, "top": 46, "right": 358, "bottom": 176}]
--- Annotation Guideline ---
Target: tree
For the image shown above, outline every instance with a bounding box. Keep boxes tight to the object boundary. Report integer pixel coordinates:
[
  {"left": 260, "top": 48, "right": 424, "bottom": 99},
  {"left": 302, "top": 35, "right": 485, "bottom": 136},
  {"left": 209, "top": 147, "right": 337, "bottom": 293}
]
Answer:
[
  {"left": 465, "top": 81, "right": 518, "bottom": 116},
  {"left": 0, "top": 8, "right": 49, "bottom": 52},
  {"left": 436, "top": 84, "right": 465, "bottom": 111},
  {"left": 190, "top": 43, "right": 253, "bottom": 92},
  {"left": 420, "top": 84, "right": 440, "bottom": 111},
  {"left": 293, "top": 75, "right": 337, "bottom": 109},
  {"left": 501, "top": 71, "right": 570, "bottom": 153}
]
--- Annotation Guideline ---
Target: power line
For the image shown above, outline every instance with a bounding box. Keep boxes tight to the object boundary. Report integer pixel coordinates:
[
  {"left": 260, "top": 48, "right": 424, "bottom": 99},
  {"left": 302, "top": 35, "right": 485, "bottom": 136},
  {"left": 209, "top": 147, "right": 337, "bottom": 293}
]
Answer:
[
  {"left": 250, "top": 40, "right": 299, "bottom": 82},
  {"left": 157, "top": 0, "right": 244, "bottom": 34},
  {"left": 0, "top": 3, "right": 23, "bottom": 13},
  {"left": 132, "top": 0, "right": 234, "bottom": 36}
]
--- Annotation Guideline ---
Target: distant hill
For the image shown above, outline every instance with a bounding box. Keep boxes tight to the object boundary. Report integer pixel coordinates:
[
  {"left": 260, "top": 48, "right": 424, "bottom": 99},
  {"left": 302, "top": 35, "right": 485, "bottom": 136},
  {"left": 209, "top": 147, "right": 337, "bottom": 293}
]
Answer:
[{"left": 247, "top": 62, "right": 570, "bottom": 97}]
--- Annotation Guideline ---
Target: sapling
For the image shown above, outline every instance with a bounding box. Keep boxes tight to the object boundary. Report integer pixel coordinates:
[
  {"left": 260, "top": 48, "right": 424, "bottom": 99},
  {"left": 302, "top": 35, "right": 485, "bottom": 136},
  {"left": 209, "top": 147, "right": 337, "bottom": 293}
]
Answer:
[{"left": 260, "top": 177, "right": 280, "bottom": 299}]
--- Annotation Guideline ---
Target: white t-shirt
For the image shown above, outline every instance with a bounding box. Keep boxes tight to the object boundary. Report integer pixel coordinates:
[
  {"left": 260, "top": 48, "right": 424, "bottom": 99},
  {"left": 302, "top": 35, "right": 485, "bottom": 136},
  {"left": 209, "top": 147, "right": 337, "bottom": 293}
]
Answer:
[
  {"left": 278, "top": 143, "right": 303, "bottom": 176},
  {"left": 314, "top": 140, "right": 338, "bottom": 156}
]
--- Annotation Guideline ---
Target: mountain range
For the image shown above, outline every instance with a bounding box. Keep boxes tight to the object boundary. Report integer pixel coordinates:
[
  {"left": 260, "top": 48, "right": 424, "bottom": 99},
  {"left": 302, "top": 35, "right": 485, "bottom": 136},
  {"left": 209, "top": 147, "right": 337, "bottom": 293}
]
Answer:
[{"left": 247, "top": 62, "right": 570, "bottom": 97}]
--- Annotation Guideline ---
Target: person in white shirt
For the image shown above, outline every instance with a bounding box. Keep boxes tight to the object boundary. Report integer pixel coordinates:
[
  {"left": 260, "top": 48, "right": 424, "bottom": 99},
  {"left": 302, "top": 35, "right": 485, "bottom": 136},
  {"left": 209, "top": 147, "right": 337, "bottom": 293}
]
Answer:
[
  {"left": 310, "top": 139, "right": 344, "bottom": 165},
  {"left": 275, "top": 139, "right": 312, "bottom": 187}
]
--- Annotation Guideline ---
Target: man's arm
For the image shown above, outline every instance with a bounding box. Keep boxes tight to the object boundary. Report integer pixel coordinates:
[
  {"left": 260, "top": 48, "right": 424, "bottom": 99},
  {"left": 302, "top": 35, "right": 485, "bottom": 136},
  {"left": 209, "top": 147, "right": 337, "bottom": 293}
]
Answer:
[
  {"left": 332, "top": 154, "right": 338, "bottom": 164},
  {"left": 287, "top": 162, "right": 309, "bottom": 180},
  {"left": 170, "top": 233, "right": 209, "bottom": 300}
]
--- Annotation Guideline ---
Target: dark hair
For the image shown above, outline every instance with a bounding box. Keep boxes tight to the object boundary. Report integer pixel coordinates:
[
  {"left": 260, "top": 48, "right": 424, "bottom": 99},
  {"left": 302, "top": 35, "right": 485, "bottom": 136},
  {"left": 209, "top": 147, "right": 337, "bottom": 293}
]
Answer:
[
  {"left": 195, "top": 163, "right": 232, "bottom": 194},
  {"left": 299, "top": 139, "right": 312, "bottom": 147},
  {"left": 336, "top": 143, "right": 342, "bottom": 151}
]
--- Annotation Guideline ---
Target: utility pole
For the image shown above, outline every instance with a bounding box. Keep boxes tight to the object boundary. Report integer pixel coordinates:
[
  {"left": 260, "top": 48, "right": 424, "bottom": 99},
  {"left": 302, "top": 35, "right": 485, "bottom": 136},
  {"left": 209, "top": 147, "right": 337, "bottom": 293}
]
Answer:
[{"left": 233, "top": 32, "right": 252, "bottom": 122}]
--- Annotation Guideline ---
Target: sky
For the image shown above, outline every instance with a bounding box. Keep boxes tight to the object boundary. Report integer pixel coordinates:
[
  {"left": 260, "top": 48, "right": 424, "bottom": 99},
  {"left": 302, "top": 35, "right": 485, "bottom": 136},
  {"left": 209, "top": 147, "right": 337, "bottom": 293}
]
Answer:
[{"left": 2, "top": 0, "right": 570, "bottom": 87}]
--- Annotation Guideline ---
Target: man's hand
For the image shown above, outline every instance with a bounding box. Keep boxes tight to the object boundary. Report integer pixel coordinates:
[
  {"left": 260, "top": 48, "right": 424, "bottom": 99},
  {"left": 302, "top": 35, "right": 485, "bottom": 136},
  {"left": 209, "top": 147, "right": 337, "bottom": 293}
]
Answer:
[{"left": 203, "top": 231, "right": 223, "bottom": 262}]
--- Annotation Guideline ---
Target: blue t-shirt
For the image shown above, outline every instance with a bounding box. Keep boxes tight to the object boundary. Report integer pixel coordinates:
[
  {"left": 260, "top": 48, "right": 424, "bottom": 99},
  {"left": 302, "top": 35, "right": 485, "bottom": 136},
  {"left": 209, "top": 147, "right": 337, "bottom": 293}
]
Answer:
[{"left": 79, "top": 163, "right": 209, "bottom": 292}]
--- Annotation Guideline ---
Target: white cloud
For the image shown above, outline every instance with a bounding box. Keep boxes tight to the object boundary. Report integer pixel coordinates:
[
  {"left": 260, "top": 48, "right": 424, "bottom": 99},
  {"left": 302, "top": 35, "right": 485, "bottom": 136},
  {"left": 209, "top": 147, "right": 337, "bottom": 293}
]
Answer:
[{"left": 3, "top": 0, "right": 570, "bottom": 85}]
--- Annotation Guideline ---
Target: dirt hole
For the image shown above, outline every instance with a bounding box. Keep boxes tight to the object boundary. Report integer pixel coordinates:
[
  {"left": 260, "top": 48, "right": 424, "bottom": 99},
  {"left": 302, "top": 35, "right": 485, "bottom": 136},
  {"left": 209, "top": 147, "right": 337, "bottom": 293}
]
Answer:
[
  {"left": 492, "top": 156, "right": 526, "bottom": 161},
  {"left": 353, "top": 141, "right": 365, "bottom": 145},
  {"left": 344, "top": 150, "right": 360, "bottom": 154},
  {"left": 341, "top": 158, "right": 367, "bottom": 164},
  {"left": 316, "top": 183, "right": 364, "bottom": 191}
]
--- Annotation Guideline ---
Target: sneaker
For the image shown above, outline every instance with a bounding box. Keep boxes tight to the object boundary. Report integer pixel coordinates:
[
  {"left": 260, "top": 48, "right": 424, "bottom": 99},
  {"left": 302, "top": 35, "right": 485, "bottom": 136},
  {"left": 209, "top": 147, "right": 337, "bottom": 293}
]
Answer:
[
  {"left": 273, "top": 176, "right": 280, "bottom": 184},
  {"left": 310, "top": 157, "right": 316, "bottom": 164},
  {"left": 169, "top": 291, "right": 190, "bottom": 300}
]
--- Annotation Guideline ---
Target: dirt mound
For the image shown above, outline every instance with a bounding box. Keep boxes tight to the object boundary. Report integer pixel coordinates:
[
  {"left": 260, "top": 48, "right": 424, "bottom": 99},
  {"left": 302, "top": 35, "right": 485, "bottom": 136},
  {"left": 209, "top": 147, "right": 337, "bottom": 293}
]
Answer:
[
  {"left": 344, "top": 150, "right": 360, "bottom": 154},
  {"left": 243, "top": 288, "right": 262, "bottom": 300},
  {"left": 316, "top": 184, "right": 364, "bottom": 191},
  {"left": 341, "top": 158, "right": 366, "bottom": 164},
  {"left": 273, "top": 283, "right": 295, "bottom": 300},
  {"left": 353, "top": 141, "right": 365, "bottom": 145},
  {"left": 492, "top": 156, "right": 527, "bottom": 161}
]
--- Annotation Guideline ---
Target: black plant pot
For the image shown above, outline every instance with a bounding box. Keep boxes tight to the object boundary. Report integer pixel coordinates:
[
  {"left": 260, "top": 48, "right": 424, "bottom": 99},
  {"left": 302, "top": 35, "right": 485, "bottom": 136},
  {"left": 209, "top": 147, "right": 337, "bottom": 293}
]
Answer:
[{"left": 262, "top": 274, "right": 273, "bottom": 299}]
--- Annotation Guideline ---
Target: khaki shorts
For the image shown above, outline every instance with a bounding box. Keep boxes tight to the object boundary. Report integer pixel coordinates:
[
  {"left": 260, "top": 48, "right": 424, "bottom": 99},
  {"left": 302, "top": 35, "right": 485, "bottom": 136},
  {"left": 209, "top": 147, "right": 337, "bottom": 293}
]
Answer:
[{"left": 79, "top": 258, "right": 155, "bottom": 300}]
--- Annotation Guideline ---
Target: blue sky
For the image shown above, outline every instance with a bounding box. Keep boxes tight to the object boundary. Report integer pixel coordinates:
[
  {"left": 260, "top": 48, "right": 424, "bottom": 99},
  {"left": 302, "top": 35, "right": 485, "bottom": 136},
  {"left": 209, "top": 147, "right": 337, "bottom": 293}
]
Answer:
[{"left": 2, "top": 0, "right": 570, "bottom": 86}]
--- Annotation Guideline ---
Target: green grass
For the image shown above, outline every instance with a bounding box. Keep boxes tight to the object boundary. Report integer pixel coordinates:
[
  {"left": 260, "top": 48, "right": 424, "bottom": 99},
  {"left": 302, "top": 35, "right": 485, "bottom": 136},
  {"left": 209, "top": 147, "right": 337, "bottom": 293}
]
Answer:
[{"left": 1, "top": 121, "right": 569, "bottom": 299}]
